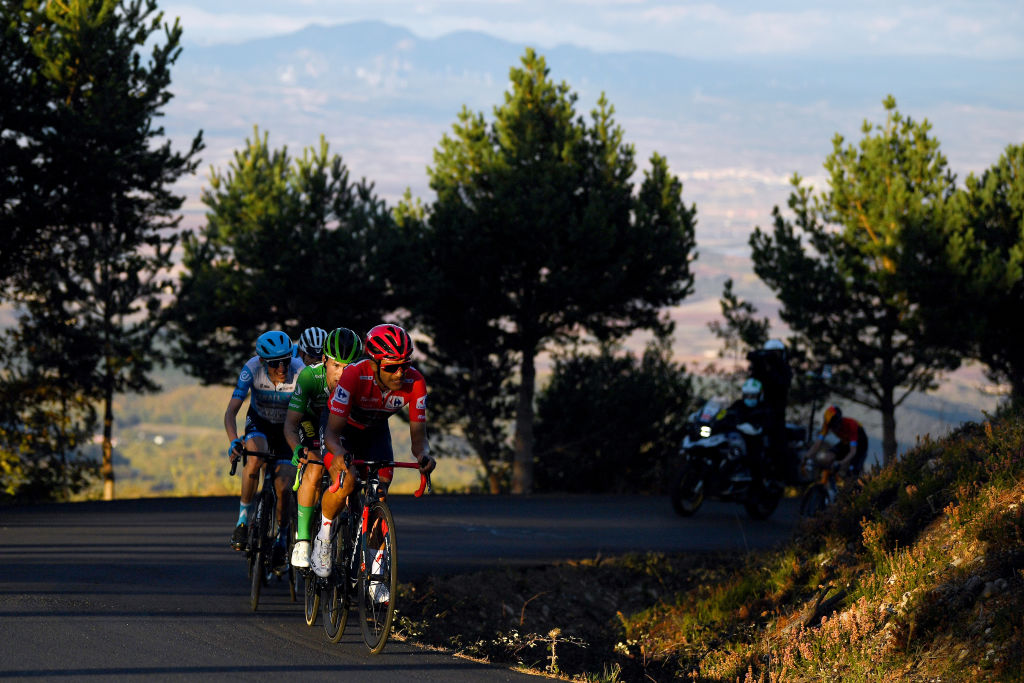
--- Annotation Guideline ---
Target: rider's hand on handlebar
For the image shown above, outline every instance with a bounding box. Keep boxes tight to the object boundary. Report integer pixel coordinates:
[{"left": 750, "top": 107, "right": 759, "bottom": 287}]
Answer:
[
  {"left": 227, "top": 438, "right": 243, "bottom": 462},
  {"left": 291, "top": 443, "right": 307, "bottom": 467},
  {"left": 417, "top": 455, "right": 436, "bottom": 475}
]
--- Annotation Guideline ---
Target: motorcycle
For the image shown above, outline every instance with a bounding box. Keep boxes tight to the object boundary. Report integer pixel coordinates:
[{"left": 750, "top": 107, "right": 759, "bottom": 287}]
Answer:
[{"left": 669, "top": 397, "right": 807, "bottom": 520}]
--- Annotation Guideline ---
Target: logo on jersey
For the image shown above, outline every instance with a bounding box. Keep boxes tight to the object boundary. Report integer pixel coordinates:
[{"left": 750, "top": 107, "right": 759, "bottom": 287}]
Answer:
[
  {"left": 334, "top": 387, "right": 350, "bottom": 405},
  {"left": 293, "top": 384, "right": 304, "bottom": 398},
  {"left": 415, "top": 396, "right": 427, "bottom": 411},
  {"left": 386, "top": 395, "right": 405, "bottom": 410},
  {"left": 239, "top": 369, "right": 252, "bottom": 383}
]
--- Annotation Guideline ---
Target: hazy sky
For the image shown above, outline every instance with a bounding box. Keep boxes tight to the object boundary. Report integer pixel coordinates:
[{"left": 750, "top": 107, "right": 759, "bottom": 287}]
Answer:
[{"left": 166, "top": 0, "right": 1024, "bottom": 59}]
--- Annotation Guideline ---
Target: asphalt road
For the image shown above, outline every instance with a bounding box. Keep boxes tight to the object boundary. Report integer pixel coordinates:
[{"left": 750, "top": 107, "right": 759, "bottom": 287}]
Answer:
[{"left": 0, "top": 494, "right": 801, "bottom": 681}]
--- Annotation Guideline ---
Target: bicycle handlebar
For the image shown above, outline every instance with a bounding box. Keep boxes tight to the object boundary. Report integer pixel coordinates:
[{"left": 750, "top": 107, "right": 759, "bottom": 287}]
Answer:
[
  {"left": 228, "top": 447, "right": 282, "bottom": 476},
  {"left": 325, "top": 459, "right": 431, "bottom": 497}
]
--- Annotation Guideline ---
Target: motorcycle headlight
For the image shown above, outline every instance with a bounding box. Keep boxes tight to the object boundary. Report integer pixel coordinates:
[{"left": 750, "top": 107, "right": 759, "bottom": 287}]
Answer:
[{"left": 699, "top": 425, "right": 712, "bottom": 438}]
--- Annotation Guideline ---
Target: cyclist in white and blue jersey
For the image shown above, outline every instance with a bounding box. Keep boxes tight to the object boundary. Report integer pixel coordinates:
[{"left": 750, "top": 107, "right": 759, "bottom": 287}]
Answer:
[{"left": 224, "top": 330, "right": 304, "bottom": 553}]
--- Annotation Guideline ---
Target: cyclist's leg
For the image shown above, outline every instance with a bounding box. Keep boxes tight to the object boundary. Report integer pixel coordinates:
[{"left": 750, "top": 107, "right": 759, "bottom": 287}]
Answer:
[
  {"left": 365, "top": 423, "right": 395, "bottom": 494},
  {"left": 293, "top": 419, "right": 324, "bottom": 567},
  {"left": 850, "top": 427, "right": 869, "bottom": 477},
  {"left": 311, "top": 440, "right": 354, "bottom": 577},
  {"left": 362, "top": 424, "right": 394, "bottom": 604},
  {"left": 231, "top": 412, "right": 267, "bottom": 548}
]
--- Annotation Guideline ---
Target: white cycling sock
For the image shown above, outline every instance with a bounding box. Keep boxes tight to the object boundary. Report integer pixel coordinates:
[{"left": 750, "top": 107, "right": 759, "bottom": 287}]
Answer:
[
  {"left": 317, "top": 516, "right": 333, "bottom": 541},
  {"left": 237, "top": 501, "right": 252, "bottom": 525}
]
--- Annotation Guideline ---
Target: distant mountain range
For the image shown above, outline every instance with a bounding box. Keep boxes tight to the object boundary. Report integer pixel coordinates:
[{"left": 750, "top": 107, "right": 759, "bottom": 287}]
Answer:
[{"left": 169, "top": 20, "right": 1024, "bottom": 216}]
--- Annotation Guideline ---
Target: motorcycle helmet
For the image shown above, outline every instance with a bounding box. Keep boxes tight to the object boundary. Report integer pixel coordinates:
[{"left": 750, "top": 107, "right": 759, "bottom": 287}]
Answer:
[
  {"left": 822, "top": 404, "right": 842, "bottom": 434},
  {"left": 741, "top": 378, "right": 763, "bottom": 407}
]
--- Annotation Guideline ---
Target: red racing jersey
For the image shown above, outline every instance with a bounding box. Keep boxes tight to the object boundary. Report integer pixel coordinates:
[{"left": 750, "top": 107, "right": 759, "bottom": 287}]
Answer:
[
  {"left": 822, "top": 416, "right": 861, "bottom": 445},
  {"left": 327, "top": 358, "right": 427, "bottom": 429}
]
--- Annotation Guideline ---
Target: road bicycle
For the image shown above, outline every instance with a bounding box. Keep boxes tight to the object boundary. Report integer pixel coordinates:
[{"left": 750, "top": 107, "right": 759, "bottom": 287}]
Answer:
[
  {"left": 230, "top": 447, "right": 299, "bottom": 610},
  {"left": 799, "top": 458, "right": 842, "bottom": 517},
  {"left": 295, "top": 456, "right": 429, "bottom": 653}
]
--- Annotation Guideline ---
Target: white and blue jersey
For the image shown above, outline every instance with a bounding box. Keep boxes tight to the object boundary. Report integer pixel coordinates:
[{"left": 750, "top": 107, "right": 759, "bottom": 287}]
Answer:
[{"left": 231, "top": 355, "right": 304, "bottom": 424}]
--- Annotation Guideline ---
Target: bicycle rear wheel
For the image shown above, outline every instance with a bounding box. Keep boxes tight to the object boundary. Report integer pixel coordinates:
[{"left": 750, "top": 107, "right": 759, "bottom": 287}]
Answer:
[
  {"left": 358, "top": 500, "right": 397, "bottom": 654},
  {"left": 303, "top": 572, "right": 319, "bottom": 626},
  {"left": 322, "top": 518, "right": 351, "bottom": 643}
]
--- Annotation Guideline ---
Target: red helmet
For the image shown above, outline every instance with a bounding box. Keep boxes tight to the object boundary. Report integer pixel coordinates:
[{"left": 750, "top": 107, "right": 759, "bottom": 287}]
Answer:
[
  {"left": 822, "top": 404, "right": 842, "bottom": 434},
  {"left": 365, "top": 324, "right": 413, "bottom": 364}
]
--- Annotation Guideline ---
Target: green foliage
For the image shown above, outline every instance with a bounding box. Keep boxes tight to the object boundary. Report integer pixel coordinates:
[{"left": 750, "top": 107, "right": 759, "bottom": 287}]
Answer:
[
  {"left": 750, "top": 96, "right": 961, "bottom": 463},
  {"left": 400, "top": 48, "right": 698, "bottom": 493},
  {"left": 928, "top": 144, "right": 1024, "bottom": 399},
  {"left": 708, "top": 277, "right": 771, "bottom": 362},
  {"left": 533, "top": 336, "right": 694, "bottom": 493},
  {"left": 0, "top": 0, "right": 202, "bottom": 500},
  {"left": 171, "top": 128, "right": 395, "bottom": 384}
]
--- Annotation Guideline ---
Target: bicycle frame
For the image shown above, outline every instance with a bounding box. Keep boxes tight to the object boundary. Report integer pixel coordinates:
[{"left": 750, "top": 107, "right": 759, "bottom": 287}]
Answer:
[{"left": 234, "top": 448, "right": 298, "bottom": 609}]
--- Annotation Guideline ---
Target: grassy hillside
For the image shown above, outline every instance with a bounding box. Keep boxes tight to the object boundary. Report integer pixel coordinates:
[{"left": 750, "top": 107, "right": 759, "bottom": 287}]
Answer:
[{"left": 395, "top": 408, "right": 1024, "bottom": 681}]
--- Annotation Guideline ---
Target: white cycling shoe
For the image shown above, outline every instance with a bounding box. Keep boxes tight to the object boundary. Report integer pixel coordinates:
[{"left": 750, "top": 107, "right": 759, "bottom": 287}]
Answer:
[
  {"left": 291, "top": 540, "right": 310, "bottom": 569},
  {"left": 310, "top": 537, "right": 333, "bottom": 578}
]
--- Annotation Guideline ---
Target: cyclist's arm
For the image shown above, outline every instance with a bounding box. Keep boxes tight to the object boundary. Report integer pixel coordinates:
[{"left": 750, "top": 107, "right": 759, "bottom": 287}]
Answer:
[
  {"left": 324, "top": 411, "right": 350, "bottom": 477},
  {"left": 409, "top": 420, "right": 435, "bottom": 473},
  {"left": 284, "top": 408, "right": 304, "bottom": 455},
  {"left": 224, "top": 396, "right": 244, "bottom": 442}
]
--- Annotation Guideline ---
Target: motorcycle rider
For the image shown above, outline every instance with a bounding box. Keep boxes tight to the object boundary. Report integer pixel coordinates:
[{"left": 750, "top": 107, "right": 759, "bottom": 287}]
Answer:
[
  {"left": 746, "top": 339, "right": 794, "bottom": 481},
  {"left": 728, "top": 378, "right": 772, "bottom": 490}
]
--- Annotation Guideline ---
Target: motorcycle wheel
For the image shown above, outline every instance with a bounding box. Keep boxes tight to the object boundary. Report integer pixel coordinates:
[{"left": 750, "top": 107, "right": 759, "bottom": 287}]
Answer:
[
  {"left": 744, "top": 480, "right": 782, "bottom": 520},
  {"left": 800, "top": 484, "right": 827, "bottom": 517},
  {"left": 670, "top": 463, "right": 705, "bottom": 517}
]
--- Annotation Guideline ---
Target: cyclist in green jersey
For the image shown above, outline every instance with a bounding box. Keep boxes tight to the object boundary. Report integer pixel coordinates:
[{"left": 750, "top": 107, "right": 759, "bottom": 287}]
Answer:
[{"left": 284, "top": 327, "right": 363, "bottom": 569}]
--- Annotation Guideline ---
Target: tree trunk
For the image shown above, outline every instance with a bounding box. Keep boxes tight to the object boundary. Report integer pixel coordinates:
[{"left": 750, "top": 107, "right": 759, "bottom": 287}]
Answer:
[
  {"left": 467, "top": 432, "right": 503, "bottom": 494},
  {"left": 511, "top": 351, "right": 536, "bottom": 494},
  {"left": 101, "top": 380, "right": 115, "bottom": 501},
  {"left": 881, "top": 391, "right": 897, "bottom": 467}
]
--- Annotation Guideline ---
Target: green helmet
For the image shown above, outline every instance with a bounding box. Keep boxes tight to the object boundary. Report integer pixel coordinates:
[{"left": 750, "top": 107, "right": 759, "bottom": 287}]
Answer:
[{"left": 324, "top": 327, "right": 363, "bottom": 365}]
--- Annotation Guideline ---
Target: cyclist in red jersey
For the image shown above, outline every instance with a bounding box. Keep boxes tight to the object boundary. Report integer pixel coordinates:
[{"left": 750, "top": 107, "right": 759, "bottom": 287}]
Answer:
[
  {"left": 804, "top": 404, "right": 869, "bottom": 478},
  {"left": 310, "top": 323, "right": 436, "bottom": 578}
]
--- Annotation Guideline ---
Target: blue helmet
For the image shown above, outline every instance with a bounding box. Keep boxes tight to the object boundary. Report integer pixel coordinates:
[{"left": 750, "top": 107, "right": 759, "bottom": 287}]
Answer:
[{"left": 255, "top": 330, "right": 293, "bottom": 361}]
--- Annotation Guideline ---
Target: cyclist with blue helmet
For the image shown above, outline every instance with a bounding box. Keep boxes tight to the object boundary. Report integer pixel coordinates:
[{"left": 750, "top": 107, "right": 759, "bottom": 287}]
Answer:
[{"left": 225, "top": 330, "right": 305, "bottom": 556}]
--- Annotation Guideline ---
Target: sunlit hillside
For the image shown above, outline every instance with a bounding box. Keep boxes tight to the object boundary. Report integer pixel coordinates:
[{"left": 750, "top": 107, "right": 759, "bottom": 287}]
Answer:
[{"left": 395, "top": 408, "right": 1024, "bottom": 680}]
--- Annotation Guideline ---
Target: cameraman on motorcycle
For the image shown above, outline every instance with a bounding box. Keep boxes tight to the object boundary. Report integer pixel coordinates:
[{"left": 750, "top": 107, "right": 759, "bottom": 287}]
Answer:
[{"left": 728, "top": 378, "right": 772, "bottom": 490}]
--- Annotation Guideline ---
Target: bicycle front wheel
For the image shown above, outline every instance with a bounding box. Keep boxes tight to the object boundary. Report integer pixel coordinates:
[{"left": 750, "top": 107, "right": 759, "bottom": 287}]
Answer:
[
  {"left": 800, "top": 484, "right": 827, "bottom": 517},
  {"left": 249, "top": 496, "right": 270, "bottom": 611},
  {"left": 358, "top": 500, "right": 397, "bottom": 654},
  {"left": 322, "top": 520, "right": 351, "bottom": 643}
]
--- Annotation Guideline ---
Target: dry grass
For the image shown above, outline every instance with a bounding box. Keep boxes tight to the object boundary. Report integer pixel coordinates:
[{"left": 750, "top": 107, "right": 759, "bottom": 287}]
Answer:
[{"left": 396, "top": 407, "right": 1024, "bottom": 681}]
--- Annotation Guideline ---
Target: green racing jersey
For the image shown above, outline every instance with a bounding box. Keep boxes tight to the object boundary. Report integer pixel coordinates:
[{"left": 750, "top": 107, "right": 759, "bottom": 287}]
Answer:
[{"left": 287, "top": 363, "right": 331, "bottom": 422}]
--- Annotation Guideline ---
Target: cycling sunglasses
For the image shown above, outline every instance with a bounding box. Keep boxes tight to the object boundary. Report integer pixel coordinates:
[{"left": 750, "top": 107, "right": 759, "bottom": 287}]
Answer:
[
  {"left": 380, "top": 361, "right": 411, "bottom": 374},
  {"left": 265, "top": 358, "right": 290, "bottom": 369}
]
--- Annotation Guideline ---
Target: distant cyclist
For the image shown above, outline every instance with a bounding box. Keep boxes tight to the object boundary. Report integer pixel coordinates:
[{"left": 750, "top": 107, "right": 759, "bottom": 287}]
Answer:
[
  {"left": 296, "top": 326, "right": 327, "bottom": 366},
  {"left": 225, "top": 331, "right": 304, "bottom": 564},
  {"left": 284, "top": 327, "right": 363, "bottom": 569},
  {"left": 310, "top": 323, "right": 436, "bottom": 581},
  {"left": 804, "top": 404, "right": 869, "bottom": 479}
]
